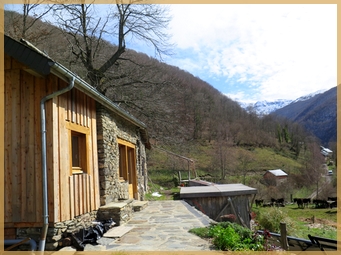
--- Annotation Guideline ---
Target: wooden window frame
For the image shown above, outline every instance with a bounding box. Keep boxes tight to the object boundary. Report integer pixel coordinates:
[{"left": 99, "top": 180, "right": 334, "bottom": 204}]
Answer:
[
  {"left": 117, "top": 138, "right": 136, "bottom": 182},
  {"left": 66, "top": 122, "right": 90, "bottom": 175}
]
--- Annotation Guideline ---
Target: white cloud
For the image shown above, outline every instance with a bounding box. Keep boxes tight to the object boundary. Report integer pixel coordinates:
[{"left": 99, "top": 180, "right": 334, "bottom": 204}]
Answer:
[{"left": 169, "top": 4, "right": 336, "bottom": 103}]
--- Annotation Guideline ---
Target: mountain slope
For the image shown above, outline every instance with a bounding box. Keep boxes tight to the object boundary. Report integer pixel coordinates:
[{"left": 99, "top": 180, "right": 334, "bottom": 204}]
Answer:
[
  {"left": 240, "top": 90, "right": 327, "bottom": 116},
  {"left": 251, "top": 99, "right": 292, "bottom": 115},
  {"left": 272, "top": 86, "right": 337, "bottom": 146}
]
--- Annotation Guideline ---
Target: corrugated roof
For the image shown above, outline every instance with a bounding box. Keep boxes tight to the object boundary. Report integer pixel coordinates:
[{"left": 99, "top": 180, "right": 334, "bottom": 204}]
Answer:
[
  {"left": 265, "top": 169, "right": 288, "bottom": 176},
  {"left": 180, "top": 183, "right": 257, "bottom": 198}
]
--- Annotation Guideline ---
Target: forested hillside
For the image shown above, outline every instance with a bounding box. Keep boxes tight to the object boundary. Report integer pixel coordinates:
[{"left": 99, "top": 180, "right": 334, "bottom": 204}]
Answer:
[
  {"left": 5, "top": 8, "right": 335, "bottom": 199},
  {"left": 273, "top": 86, "right": 336, "bottom": 147}
]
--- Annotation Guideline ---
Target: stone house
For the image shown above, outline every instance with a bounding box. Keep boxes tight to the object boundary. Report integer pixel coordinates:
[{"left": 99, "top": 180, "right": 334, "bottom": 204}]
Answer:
[{"left": 3, "top": 35, "right": 150, "bottom": 250}]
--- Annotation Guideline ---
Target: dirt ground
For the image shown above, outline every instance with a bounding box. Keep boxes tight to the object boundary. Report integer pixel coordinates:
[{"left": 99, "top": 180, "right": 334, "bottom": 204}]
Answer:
[{"left": 300, "top": 217, "right": 337, "bottom": 229}]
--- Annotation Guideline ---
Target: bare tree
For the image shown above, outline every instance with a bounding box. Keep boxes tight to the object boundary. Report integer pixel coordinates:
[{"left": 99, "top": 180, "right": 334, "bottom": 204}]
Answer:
[
  {"left": 300, "top": 140, "right": 325, "bottom": 198},
  {"left": 21, "top": 1, "right": 54, "bottom": 39},
  {"left": 236, "top": 149, "right": 255, "bottom": 185},
  {"left": 53, "top": 1, "right": 172, "bottom": 91},
  {"left": 5, "top": 1, "right": 54, "bottom": 41}
]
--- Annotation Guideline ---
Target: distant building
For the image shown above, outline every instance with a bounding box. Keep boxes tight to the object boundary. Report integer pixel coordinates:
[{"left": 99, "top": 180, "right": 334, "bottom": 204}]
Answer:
[
  {"left": 263, "top": 169, "right": 288, "bottom": 186},
  {"left": 320, "top": 146, "right": 333, "bottom": 157}
]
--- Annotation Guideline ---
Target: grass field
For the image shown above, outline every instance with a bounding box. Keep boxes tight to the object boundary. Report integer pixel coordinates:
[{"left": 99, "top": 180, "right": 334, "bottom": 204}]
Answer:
[{"left": 252, "top": 203, "right": 337, "bottom": 240}]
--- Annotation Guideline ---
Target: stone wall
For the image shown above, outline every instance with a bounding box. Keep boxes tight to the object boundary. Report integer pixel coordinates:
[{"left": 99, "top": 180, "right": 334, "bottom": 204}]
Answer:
[
  {"left": 16, "top": 211, "right": 98, "bottom": 251},
  {"left": 96, "top": 105, "right": 147, "bottom": 205}
]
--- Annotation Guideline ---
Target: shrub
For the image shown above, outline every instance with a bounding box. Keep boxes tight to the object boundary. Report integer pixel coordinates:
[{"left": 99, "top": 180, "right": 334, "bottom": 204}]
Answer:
[
  {"left": 191, "top": 222, "right": 265, "bottom": 251},
  {"left": 257, "top": 207, "right": 296, "bottom": 235}
]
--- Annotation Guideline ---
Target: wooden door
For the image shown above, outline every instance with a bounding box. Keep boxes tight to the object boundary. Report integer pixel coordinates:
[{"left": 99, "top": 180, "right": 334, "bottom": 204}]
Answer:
[{"left": 127, "top": 147, "right": 137, "bottom": 199}]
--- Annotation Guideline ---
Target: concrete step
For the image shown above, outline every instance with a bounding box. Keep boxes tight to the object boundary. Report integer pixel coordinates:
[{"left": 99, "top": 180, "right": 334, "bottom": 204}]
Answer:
[
  {"left": 97, "top": 200, "right": 148, "bottom": 225},
  {"left": 97, "top": 199, "right": 134, "bottom": 225},
  {"left": 132, "top": 200, "right": 149, "bottom": 212}
]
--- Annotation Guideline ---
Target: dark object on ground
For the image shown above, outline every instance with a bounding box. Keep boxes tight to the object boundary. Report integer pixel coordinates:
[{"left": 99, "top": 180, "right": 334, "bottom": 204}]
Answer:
[{"left": 69, "top": 218, "right": 115, "bottom": 251}]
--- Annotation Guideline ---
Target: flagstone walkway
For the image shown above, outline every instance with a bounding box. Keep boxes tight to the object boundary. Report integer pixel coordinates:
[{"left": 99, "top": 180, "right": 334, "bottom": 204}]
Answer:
[{"left": 87, "top": 200, "right": 216, "bottom": 251}]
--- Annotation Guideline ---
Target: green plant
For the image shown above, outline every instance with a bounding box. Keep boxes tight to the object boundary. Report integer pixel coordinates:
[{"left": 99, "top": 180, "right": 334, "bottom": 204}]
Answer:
[
  {"left": 209, "top": 224, "right": 242, "bottom": 251},
  {"left": 189, "top": 227, "right": 212, "bottom": 238},
  {"left": 190, "top": 222, "right": 265, "bottom": 251},
  {"left": 257, "top": 207, "right": 296, "bottom": 235}
]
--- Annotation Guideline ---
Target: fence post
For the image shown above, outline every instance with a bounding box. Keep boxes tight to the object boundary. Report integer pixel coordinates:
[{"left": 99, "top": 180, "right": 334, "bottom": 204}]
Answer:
[{"left": 280, "top": 222, "right": 289, "bottom": 250}]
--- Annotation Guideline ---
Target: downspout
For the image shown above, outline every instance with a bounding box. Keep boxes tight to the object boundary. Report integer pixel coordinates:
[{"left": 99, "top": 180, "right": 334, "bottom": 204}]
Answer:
[{"left": 39, "top": 76, "right": 75, "bottom": 251}]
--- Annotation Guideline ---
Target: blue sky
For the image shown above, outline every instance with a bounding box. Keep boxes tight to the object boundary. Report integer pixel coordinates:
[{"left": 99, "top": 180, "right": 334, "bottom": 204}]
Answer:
[
  {"left": 5, "top": 3, "right": 337, "bottom": 104},
  {"left": 164, "top": 4, "right": 337, "bottom": 104}
]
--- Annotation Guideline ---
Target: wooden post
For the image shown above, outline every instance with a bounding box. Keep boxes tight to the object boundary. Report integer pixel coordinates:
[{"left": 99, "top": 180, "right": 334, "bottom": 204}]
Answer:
[
  {"left": 188, "top": 161, "right": 191, "bottom": 181},
  {"left": 280, "top": 222, "right": 289, "bottom": 250}
]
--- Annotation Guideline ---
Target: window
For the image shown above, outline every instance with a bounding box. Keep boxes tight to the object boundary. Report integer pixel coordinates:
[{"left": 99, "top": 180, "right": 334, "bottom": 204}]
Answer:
[
  {"left": 66, "top": 121, "right": 90, "bottom": 175},
  {"left": 71, "top": 131, "right": 87, "bottom": 174},
  {"left": 117, "top": 138, "right": 136, "bottom": 182}
]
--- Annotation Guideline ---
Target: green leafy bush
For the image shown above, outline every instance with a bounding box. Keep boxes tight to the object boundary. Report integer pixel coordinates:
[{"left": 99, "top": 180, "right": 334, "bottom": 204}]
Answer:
[{"left": 190, "top": 222, "right": 265, "bottom": 251}]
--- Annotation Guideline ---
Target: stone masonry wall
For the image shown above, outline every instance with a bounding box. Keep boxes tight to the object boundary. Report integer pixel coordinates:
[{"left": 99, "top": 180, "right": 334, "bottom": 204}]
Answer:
[
  {"left": 16, "top": 211, "right": 97, "bottom": 251},
  {"left": 96, "top": 105, "right": 147, "bottom": 205}
]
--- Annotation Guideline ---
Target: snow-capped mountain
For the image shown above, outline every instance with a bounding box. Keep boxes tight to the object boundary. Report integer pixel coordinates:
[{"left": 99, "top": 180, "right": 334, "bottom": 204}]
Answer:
[
  {"left": 253, "top": 99, "right": 292, "bottom": 115},
  {"left": 238, "top": 99, "right": 292, "bottom": 115},
  {"left": 239, "top": 89, "right": 328, "bottom": 116},
  {"left": 291, "top": 89, "right": 327, "bottom": 104}
]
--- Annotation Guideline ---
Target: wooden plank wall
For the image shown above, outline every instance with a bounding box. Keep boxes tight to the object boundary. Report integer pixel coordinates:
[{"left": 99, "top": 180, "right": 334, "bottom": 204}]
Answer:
[
  {"left": 4, "top": 56, "right": 45, "bottom": 225},
  {"left": 4, "top": 55, "right": 100, "bottom": 226},
  {"left": 185, "top": 195, "right": 252, "bottom": 227},
  {"left": 58, "top": 90, "right": 100, "bottom": 221},
  {"left": 69, "top": 174, "right": 92, "bottom": 219}
]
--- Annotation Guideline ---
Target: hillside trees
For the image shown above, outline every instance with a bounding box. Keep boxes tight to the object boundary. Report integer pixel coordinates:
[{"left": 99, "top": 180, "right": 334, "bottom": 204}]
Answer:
[
  {"left": 236, "top": 149, "right": 255, "bottom": 185},
  {"left": 5, "top": 4, "right": 55, "bottom": 43},
  {"left": 299, "top": 139, "right": 326, "bottom": 197},
  {"left": 21, "top": 2, "right": 54, "bottom": 39},
  {"left": 52, "top": 2, "right": 172, "bottom": 91}
]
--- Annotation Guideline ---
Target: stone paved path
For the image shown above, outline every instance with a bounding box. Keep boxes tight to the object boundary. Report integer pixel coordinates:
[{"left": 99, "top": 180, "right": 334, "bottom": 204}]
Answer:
[{"left": 86, "top": 200, "right": 216, "bottom": 251}]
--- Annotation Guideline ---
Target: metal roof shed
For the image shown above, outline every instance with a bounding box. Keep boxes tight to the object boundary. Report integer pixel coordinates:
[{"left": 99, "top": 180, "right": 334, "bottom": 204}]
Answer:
[
  {"left": 180, "top": 183, "right": 257, "bottom": 228},
  {"left": 264, "top": 169, "right": 288, "bottom": 177}
]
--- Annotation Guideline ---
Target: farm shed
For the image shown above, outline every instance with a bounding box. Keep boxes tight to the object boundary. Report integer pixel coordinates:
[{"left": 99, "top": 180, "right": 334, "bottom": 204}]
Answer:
[
  {"left": 180, "top": 183, "right": 257, "bottom": 228},
  {"left": 3, "top": 35, "right": 149, "bottom": 250},
  {"left": 263, "top": 169, "right": 288, "bottom": 186}
]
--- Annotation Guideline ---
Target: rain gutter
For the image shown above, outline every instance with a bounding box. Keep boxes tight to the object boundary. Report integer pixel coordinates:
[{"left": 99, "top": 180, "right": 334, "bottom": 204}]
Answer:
[
  {"left": 39, "top": 74, "right": 74, "bottom": 251},
  {"left": 49, "top": 62, "right": 148, "bottom": 130}
]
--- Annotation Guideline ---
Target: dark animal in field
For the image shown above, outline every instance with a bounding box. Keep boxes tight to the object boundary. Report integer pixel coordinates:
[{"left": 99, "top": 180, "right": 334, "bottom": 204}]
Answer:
[
  {"left": 276, "top": 198, "right": 285, "bottom": 206},
  {"left": 294, "top": 198, "right": 304, "bottom": 209},
  {"left": 255, "top": 199, "right": 264, "bottom": 207},
  {"left": 303, "top": 198, "right": 311, "bottom": 208},
  {"left": 271, "top": 197, "right": 285, "bottom": 207},
  {"left": 313, "top": 199, "right": 329, "bottom": 208}
]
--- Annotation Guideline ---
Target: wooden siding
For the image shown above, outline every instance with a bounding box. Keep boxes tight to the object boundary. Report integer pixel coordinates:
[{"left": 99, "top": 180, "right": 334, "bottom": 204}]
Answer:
[
  {"left": 4, "top": 55, "right": 100, "bottom": 226},
  {"left": 185, "top": 195, "right": 252, "bottom": 227}
]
